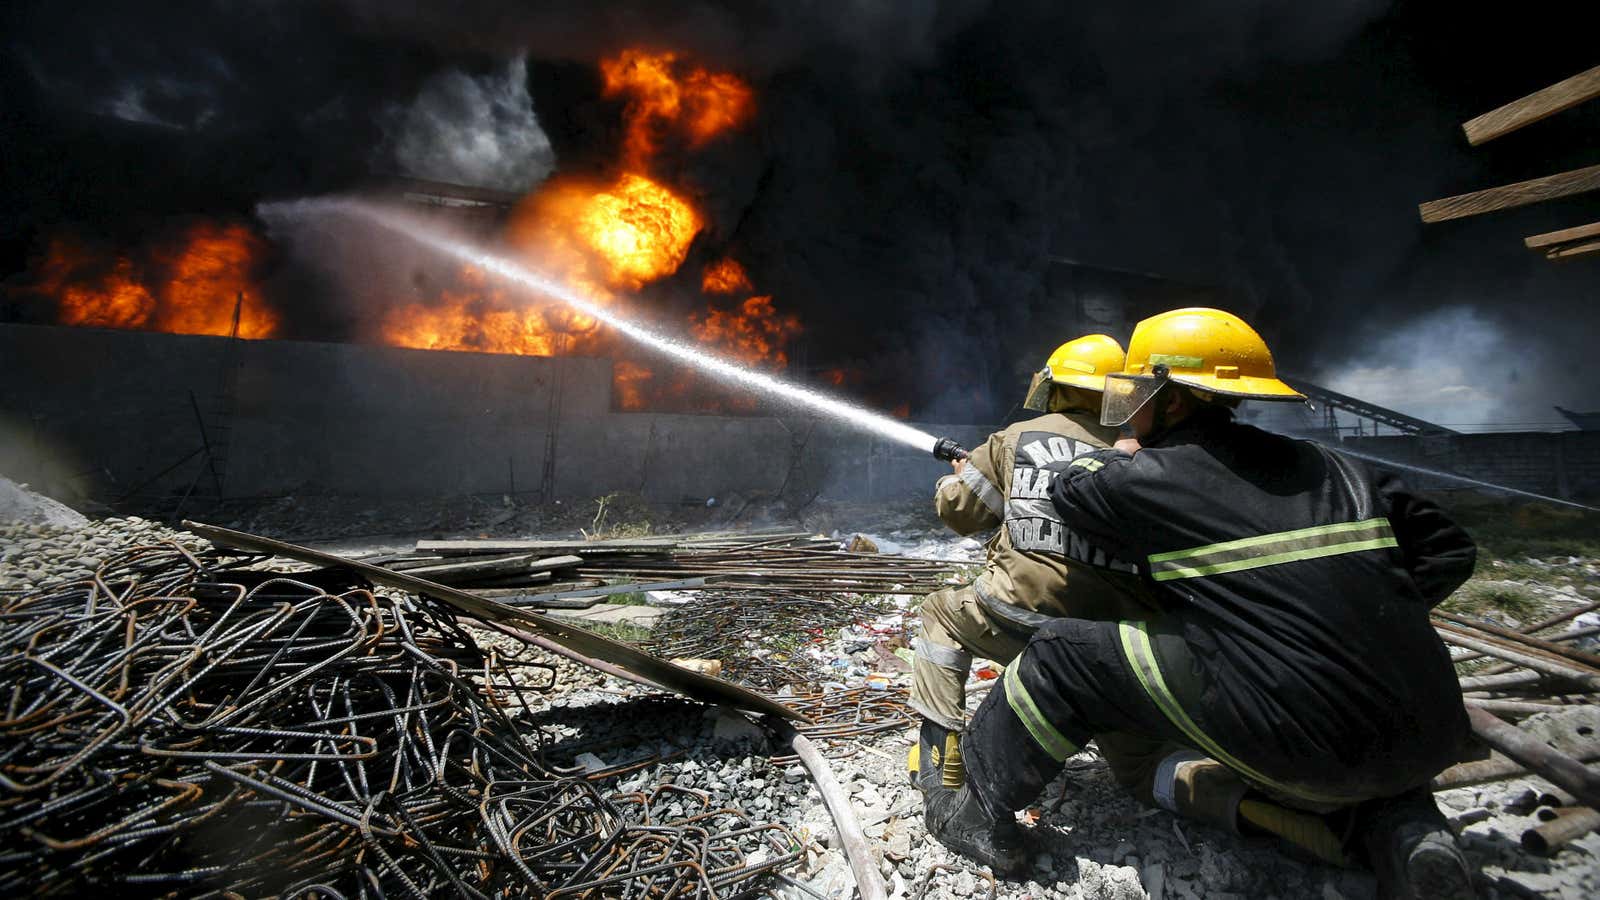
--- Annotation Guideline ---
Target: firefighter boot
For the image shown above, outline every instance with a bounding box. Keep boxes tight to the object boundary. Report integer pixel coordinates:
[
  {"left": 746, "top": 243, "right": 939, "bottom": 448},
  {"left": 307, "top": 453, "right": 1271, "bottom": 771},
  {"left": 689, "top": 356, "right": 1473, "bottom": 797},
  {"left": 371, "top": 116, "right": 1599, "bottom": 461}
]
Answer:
[
  {"left": 907, "top": 719, "right": 965, "bottom": 793},
  {"left": 923, "top": 780, "right": 1025, "bottom": 877},
  {"left": 1154, "top": 751, "right": 1251, "bottom": 833},
  {"left": 1358, "top": 788, "right": 1473, "bottom": 900},
  {"left": 1158, "top": 751, "right": 1350, "bottom": 867}
]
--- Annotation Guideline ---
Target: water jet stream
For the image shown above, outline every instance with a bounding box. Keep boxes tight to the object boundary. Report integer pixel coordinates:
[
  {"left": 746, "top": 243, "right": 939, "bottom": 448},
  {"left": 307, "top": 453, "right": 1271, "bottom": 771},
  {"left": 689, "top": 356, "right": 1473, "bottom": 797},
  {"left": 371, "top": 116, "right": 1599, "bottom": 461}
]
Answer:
[
  {"left": 1325, "top": 445, "right": 1598, "bottom": 513},
  {"left": 287, "top": 198, "right": 940, "bottom": 454},
  {"left": 275, "top": 197, "right": 1597, "bottom": 514}
]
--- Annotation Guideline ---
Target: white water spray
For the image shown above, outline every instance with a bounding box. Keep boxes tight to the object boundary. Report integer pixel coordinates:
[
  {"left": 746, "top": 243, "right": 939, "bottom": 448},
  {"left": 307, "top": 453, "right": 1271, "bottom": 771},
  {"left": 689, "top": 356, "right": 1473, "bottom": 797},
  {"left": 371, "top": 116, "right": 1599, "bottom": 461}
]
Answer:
[
  {"left": 281, "top": 198, "right": 940, "bottom": 454},
  {"left": 271, "top": 197, "right": 1597, "bottom": 513}
]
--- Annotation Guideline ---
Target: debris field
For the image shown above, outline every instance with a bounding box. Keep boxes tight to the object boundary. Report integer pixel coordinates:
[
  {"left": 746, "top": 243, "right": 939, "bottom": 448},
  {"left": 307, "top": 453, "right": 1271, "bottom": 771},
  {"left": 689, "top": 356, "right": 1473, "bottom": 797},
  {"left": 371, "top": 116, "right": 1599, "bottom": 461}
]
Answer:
[{"left": 1, "top": 500, "right": 1597, "bottom": 899}]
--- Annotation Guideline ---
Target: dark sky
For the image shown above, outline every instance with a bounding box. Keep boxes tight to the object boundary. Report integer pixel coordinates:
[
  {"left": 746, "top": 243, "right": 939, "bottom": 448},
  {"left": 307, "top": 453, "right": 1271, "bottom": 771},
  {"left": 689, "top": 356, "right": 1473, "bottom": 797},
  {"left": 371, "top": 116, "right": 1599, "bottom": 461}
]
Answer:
[{"left": 2, "top": 1, "right": 1597, "bottom": 426}]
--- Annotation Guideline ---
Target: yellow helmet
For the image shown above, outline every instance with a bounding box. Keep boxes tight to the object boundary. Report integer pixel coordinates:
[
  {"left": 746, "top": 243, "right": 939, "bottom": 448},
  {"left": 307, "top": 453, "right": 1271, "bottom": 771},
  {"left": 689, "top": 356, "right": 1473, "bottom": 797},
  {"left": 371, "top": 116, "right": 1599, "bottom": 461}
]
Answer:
[
  {"left": 1022, "top": 334, "right": 1126, "bottom": 412},
  {"left": 1101, "top": 307, "right": 1305, "bottom": 426}
]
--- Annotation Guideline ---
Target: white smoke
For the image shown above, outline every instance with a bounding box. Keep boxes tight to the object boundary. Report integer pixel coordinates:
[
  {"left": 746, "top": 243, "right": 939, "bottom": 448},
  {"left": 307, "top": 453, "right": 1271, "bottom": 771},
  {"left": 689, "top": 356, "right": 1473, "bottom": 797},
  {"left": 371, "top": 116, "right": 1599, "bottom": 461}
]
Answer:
[
  {"left": 1318, "top": 306, "right": 1568, "bottom": 431},
  {"left": 379, "top": 56, "right": 554, "bottom": 192}
]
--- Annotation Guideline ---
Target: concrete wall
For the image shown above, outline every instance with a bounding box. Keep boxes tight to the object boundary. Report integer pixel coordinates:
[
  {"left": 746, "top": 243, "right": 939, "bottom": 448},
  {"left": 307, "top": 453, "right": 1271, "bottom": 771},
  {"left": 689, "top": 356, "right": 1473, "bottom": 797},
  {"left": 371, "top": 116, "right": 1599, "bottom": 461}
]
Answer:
[
  {"left": 0, "top": 324, "right": 977, "bottom": 506},
  {"left": 1343, "top": 431, "right": 1600, "bottom": 501}
]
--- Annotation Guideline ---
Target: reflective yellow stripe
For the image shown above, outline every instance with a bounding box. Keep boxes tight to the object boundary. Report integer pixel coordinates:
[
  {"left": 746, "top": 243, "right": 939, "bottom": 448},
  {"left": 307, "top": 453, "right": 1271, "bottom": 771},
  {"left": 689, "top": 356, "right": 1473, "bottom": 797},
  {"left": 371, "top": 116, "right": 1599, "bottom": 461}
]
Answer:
[
  {"left": 1003, "top": 660, "right": 1078, "bottom": 762},
  {"left": 1117, "top": 621, "right": 1350, "bottom": 805},
  {"left": 1150, "top": 518, "right": 1393, "bottom": 562},
  {"left": 1069, "top": 456, "right": 1104, "bottom": 472},
  {"left": 1148, "top": 518, "right": 1397, "bottom": 582}
]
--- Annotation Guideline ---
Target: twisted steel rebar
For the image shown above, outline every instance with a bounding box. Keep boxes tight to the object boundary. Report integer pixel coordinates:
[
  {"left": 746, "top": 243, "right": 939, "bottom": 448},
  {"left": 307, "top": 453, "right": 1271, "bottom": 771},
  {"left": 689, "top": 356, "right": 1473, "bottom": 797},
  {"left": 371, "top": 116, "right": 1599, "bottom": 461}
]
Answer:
[{"left": 0, "top": 543, "right": 799, "bottom": 898}]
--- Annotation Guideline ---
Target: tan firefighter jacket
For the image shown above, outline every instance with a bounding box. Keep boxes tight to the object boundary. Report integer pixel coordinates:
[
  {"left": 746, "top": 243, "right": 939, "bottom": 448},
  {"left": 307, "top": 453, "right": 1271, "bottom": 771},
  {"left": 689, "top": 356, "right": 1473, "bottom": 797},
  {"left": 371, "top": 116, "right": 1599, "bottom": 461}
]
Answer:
[{"left": 934, "top": 411, "right": 1143, "bottom": 631}]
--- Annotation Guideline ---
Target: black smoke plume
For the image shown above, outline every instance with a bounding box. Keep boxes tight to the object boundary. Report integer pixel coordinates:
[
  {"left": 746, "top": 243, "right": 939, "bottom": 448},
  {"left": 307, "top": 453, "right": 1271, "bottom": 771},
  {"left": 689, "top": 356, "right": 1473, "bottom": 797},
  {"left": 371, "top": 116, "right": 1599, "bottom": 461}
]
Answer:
[{"left": 3, "top": 1, "right": 1597, "bottom": 425}]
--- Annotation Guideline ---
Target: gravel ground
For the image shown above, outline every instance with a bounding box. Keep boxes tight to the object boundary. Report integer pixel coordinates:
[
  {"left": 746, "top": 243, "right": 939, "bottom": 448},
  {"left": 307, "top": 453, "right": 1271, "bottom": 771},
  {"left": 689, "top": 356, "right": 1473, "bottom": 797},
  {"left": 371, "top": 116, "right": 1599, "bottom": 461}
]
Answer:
[{"left": 3, "top": 492, "right": 1598, "bottom": 899}]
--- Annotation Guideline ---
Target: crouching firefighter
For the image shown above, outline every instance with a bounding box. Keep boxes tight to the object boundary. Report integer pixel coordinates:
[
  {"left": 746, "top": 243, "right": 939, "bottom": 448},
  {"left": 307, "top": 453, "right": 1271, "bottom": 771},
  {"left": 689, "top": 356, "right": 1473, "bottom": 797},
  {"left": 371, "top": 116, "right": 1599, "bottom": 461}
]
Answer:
[
  {"left": 908, "top": 334, "right": 1153, "bottom": 795},
  {"left": 925, "top": 308, "right": 1478, "bottom": 900}
]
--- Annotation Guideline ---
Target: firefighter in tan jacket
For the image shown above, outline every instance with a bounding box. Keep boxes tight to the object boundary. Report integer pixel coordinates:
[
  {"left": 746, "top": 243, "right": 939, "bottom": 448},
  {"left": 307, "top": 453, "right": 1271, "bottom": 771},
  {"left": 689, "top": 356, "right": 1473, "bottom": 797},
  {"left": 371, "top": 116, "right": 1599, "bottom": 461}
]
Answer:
[{"left": 909, "top": 335, "right": 1152, "bottom": 793}]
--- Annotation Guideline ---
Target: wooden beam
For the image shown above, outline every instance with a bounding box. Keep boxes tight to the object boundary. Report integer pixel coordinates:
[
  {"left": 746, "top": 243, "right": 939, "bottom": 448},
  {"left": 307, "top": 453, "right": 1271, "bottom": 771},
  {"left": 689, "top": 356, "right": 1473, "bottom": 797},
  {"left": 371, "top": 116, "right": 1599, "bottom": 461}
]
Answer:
[
  {"left": 1525, "top": 220, "right": 1600, "bottom": 249},
  {"left": 1419, "top": 164, "right": 1600, "bottom": 223},
  {"left": 1546, "top": 237, "right": 1600, "bottom": 261},
  {"left": 1464, "top": 65, "right": 1600, "bottom": 146}
]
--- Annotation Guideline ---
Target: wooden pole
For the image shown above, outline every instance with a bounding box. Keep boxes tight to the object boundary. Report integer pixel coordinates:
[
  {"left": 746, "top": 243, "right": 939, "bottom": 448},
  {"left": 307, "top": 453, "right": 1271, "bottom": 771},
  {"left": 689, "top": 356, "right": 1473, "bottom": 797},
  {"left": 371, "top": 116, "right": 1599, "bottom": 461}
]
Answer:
[
  {"left": 1525, "top": 221, "right": 1600, "bottom": 249},
  {"left": 1522, "top": 806, "right": 1600, "bottom": 856},
  {"left": 1419, "top": 164, "right": 1600, "bottom": 223},
  {"left": 1463, "top": 65, "right": 1600, "bottom": 146},
  {"left": 1467, "top": 708, "right": 1600, "bottom": 810},
  {"left": 1546, "top": 238, "right": 1600, "bottom": 261}
]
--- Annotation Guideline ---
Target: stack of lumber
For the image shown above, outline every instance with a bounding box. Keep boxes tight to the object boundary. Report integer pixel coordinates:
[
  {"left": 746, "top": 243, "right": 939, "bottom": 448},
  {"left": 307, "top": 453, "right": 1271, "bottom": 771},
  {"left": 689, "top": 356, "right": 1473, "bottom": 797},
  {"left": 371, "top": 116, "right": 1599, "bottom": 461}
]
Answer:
[{"left": 1438, "top": 601, "right": 1600, "bottom": 854}]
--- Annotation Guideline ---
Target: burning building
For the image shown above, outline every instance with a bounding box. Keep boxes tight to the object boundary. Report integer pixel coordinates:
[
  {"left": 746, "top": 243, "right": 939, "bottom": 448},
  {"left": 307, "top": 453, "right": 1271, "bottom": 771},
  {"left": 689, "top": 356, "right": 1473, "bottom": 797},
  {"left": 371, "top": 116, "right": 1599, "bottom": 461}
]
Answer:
[
  {"left": 2, "top": 3, "right": 1597, "bottom": 511},
  {"left": 5, "top": 49, "right": 810, "bottom": 418}
]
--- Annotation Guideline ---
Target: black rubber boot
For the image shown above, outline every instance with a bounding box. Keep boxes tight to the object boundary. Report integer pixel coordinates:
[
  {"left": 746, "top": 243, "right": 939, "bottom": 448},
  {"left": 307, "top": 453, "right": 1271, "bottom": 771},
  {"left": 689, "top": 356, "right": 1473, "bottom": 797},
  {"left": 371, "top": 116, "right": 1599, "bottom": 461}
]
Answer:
[
  {"left": 908, "top": 719, "right": 962, "bottom": 793},
  {"left": 923, "top": 781, "right": 1026, "bottom": 877},
  {"left": 1358, "top": 789, "right": 1474, "bottom": 900}
]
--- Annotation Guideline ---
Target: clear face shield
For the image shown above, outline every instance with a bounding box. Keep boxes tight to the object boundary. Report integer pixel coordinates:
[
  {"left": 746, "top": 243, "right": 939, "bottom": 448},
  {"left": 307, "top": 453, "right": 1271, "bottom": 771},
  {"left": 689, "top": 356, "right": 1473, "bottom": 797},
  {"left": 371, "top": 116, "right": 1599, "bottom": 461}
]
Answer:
[
  {"left": 1021, "top": 368, "right": 1053, "bottom": 412},
  {"left": 1099, "top": 367, "right": 1170, "bottom": 427}
]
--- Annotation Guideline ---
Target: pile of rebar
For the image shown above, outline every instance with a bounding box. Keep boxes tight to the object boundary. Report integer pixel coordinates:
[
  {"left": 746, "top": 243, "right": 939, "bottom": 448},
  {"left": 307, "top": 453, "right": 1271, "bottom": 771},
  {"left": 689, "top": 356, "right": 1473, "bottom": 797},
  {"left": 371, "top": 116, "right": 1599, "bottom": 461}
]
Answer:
[
  {"left": 0, "top": 543, "right": 798, "bottom": 897},
  {"left": 376, "top": 531, "right": 968, "bottom": 605}
]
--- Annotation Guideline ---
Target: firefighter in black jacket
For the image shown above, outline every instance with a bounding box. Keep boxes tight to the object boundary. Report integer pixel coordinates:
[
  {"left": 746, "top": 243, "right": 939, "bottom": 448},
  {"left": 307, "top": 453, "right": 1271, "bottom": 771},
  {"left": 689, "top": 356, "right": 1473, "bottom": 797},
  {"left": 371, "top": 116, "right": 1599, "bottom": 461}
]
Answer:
[{"left": 925, "top": 308, "right": 1476, "bottom": 900}]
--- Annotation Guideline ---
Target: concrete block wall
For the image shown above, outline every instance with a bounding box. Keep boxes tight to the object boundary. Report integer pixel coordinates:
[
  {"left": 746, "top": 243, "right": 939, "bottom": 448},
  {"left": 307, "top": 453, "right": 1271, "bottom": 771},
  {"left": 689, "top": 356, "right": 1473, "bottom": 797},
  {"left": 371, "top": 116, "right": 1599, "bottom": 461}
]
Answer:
[
  {"left": 1344, "top": 431, "right": 1600, "bottom": 501},
  {"left": 0, "top": 324, "right": 975, "bottom": 507}
]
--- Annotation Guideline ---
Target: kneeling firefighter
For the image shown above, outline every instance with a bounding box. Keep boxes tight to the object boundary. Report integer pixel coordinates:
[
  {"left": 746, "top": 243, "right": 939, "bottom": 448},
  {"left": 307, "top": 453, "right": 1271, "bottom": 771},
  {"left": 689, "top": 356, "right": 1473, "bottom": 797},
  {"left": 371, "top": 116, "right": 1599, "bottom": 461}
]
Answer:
[
  {"left": 908, "top": 334, "right": 1154, "bottom": 794},
  {"left": 925, "top": 308, "right": 1477, "bottom": 900}
]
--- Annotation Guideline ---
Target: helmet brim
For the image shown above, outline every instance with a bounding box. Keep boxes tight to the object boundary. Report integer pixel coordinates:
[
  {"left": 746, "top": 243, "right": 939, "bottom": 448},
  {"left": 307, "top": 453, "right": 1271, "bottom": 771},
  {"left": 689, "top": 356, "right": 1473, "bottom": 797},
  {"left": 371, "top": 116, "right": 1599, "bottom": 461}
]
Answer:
[
  {"left": 1049, "top": 372, "right": 1109, "bottom": 392},
  {"left": 1170, "top": 374, "right": 1306, "bottom": 402}
]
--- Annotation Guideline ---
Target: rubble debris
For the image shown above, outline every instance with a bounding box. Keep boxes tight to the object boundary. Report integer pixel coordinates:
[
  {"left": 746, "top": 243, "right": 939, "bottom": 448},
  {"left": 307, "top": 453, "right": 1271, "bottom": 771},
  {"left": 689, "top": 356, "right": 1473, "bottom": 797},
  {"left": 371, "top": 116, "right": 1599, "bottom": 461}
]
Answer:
[
  {"left": 0, "top": 542, "right": 797, "bottom": 896},
  {"left": 183, "top": 520, "right": 799, "bottom": 720},
  {"left": 848, "top": 533, "right": 881, "bottom": 554},
  {"left": 5, "top": 508, "right": 1597, "bottom": 898},
  {"left": 0, "top": 476, "right": 87, "bottom": 529},
  {"left": 651, "top": 589, "right": 904, "bottom": 688},
  {"left": 773, "top": 717, "right": 890, "bottom": 900}
]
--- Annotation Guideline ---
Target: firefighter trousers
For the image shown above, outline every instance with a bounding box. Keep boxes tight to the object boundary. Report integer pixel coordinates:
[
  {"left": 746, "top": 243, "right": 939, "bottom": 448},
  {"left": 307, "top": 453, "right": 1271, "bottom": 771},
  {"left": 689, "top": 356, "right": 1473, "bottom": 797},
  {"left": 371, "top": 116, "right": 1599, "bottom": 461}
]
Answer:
[
  {"left": 909, "top": 585, "right": 1031, "bottom": 730},
  {"left": 910, "top": 575, "right": 1156, "bottom": 731},
  {"left": 964, "top": 616, "right": 1383, "bottom": 816}
]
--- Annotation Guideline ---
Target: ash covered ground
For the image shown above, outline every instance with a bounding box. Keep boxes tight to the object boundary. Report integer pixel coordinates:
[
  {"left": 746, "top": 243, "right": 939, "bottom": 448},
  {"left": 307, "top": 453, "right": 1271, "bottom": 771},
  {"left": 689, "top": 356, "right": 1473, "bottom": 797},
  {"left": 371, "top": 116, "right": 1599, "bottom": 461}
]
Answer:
[{"left": 2, "top": 482, "right": 1598, "bottom": 899}]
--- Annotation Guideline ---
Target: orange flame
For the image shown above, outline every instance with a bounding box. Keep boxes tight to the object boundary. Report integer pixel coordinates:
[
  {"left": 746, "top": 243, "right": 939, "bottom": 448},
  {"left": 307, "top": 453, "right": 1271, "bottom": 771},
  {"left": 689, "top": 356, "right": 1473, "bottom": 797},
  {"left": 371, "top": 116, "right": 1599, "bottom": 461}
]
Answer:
[
  {"left": 691, "top": 296, "right": 802, "bottom": 368},
  {"left": 514, "top": 173, "right": 702, "bottom": 291},
  {"left": 701, "top": 258, "right": 752, "bottom": 294},
  {"left": 376, "top": 48, "right": 799, "bottom": 414},
  {"left": 32, "top": 223, "right": 276, "bottom": 339},
  {"left": 50, "top": 250, "right": 155, "bottom": 329},
  {"left": 613, "top": 359, "right": 653, "bottom": 411},
  {"left": 156, "top": 224, "right": 277, "bottom": 338},
  {"left": 601, "top": 49, "right": 753, "bottom": 168},
  {"left": 382, "top": 266, "right": 570, "bottom": 356}
]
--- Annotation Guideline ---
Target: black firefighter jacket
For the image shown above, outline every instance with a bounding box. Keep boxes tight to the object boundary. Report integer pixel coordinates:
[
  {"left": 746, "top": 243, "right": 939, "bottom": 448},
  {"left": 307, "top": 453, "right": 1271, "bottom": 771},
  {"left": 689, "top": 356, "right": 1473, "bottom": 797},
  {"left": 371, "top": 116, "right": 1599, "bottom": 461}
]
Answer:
[{"left": 1049, "top": 408, "right": 1475, "bottom": 800}]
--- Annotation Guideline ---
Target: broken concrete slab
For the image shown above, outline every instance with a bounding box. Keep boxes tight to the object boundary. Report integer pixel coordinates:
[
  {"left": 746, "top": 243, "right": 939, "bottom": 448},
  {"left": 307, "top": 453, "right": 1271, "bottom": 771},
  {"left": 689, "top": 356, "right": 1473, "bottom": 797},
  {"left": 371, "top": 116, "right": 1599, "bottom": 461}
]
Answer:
[
  {"left": 545, "top": 603, "right": 667, "bottom": 628},
  {"left": 0, "top": 477, "right": 87, "bottom": 529}
]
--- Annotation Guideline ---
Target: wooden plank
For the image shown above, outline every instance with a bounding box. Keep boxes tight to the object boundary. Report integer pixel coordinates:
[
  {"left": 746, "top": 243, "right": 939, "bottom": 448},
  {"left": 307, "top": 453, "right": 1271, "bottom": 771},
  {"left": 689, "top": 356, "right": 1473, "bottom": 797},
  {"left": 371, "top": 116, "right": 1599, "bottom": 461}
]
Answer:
[
  {"left": 1464, "top": 65, "right": 1600, "bottom": 146},
  {"left": 1419, "top": 164, "right": 1600, "bottom": 223},
  {"left": 1525, "top": 220, "right": 1600, "bottom": 249},
  {"left": 1547, "top": 237, "right": 1600, "bottom": 261}
]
